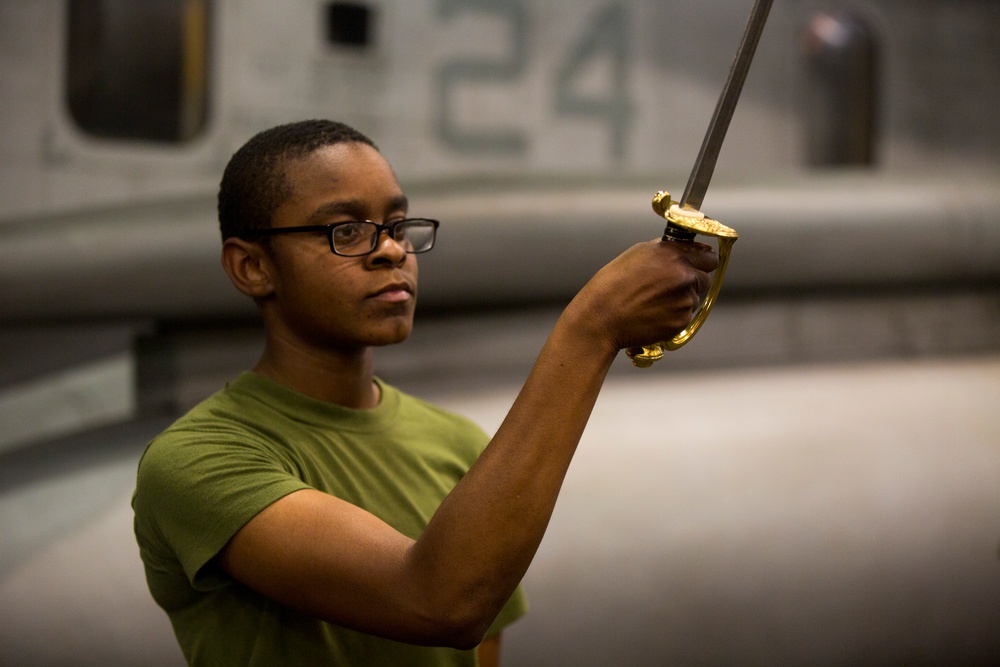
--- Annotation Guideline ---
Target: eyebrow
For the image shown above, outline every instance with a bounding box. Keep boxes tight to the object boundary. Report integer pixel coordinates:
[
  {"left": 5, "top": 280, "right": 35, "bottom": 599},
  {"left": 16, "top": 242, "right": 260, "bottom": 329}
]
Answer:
[{"left": 305, "top": 195, "right": 410, "bottom": 224}]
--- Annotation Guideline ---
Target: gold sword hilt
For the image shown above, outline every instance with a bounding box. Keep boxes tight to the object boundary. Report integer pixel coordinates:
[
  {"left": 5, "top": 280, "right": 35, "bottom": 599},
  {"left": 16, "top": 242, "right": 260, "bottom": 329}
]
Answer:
[{"left": 625, "top": 191, "right": 740, "bottom": 368}]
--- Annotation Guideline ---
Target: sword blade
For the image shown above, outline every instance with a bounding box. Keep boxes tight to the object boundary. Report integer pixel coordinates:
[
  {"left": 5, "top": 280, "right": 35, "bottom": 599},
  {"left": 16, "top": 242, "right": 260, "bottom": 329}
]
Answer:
[{"left": 679, "top": 0, "right": 774, "bottom": 211}]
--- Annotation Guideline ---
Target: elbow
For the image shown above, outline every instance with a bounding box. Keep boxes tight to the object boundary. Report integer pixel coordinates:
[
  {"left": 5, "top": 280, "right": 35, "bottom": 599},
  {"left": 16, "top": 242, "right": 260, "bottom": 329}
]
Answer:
[
  {"left": 448, "top": 612, "right": 499, "bottom": 651},
  {"left": 416, "top": 590, "right": 500, "bottom": 650},
  {"left": 431, "top": 607, "right": 495, "bottom": 651},
  {"left": 396, "top": 616, "right": 488, "bottom": 651},
  {"left": 401, "top": 552, "right": 512, "bottom": 649},
  {"left": 439, "top": 627, "right": 488, "bottom": 652}
]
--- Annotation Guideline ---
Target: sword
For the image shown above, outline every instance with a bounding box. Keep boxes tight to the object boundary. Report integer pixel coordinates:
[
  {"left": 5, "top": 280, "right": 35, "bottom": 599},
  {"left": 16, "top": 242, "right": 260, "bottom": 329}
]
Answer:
[{"left": 627, "top": 0, "right": 774, "bottom": 368}]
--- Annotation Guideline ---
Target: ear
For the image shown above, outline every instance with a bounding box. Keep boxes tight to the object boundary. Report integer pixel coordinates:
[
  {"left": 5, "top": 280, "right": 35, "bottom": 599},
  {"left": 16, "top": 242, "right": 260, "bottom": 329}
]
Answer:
[{"left": 221, "top": 237, "right": 275, "bottom": 300}]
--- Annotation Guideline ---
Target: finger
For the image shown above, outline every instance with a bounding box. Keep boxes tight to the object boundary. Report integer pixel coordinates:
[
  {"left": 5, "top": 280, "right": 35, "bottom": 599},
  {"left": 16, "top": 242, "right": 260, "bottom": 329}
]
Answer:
[
  {"left": 685, "top": 243, "right": 720, "bottom": 273},
  {"left": 662, "top": 239, "right": 719, "bottom": 273},
  {"left": 693, "top": 270, "right": 713, "bottom": 297}
]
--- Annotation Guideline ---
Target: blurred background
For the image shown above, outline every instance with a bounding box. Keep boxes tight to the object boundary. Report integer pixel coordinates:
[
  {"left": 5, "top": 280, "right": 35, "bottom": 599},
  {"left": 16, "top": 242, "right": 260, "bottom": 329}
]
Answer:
[{"left": 1, "top": 0, "right": 999, "bottom": 665}]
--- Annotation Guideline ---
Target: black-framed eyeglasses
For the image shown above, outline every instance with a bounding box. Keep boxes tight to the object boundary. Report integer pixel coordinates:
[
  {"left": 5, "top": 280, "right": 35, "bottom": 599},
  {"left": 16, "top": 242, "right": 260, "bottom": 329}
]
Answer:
[{"left": 241, "top": 218, "right": 439, "bottom": 257}]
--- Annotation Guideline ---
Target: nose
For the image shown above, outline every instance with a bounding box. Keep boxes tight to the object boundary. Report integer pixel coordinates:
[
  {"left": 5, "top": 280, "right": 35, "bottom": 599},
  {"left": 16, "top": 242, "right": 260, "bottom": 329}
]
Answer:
[{"left": 365, "top": 229, "right": 407, "bottom": 267}]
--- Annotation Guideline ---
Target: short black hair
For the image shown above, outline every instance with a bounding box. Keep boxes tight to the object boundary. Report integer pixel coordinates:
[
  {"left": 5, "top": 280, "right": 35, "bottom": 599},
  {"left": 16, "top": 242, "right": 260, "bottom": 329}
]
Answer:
[{"left": 218, "top": 119, "right": 377, "bottom": 241}]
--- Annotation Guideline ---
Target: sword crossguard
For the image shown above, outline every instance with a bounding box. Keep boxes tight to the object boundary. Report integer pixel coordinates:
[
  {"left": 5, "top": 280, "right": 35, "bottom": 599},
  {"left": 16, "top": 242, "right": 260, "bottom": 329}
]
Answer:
[{"left": 625, "top": 191, "right": 740, "bottom": 368}]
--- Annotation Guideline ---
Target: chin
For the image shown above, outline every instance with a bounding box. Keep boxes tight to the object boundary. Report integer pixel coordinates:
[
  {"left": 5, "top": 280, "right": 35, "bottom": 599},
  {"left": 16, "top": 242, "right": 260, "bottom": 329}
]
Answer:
[
  {"left": 371, "top": 334, "right": 409, "bottom": 348},
  {"left": 369, "top": 322, "right": 413, "bottom": 347}
]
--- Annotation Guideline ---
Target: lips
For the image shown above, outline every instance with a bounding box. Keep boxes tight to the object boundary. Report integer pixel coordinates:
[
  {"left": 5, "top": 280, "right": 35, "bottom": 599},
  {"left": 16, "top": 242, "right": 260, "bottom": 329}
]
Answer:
[{"left": 370, "top": 281, "right": 414, "bottom": 302}]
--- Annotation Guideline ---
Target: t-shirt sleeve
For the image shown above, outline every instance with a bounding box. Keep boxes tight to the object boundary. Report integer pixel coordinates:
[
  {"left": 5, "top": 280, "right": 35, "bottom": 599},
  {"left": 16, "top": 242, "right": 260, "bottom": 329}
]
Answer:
[{"left": 133, "top": 426, "right": 310, "bottom": 590}]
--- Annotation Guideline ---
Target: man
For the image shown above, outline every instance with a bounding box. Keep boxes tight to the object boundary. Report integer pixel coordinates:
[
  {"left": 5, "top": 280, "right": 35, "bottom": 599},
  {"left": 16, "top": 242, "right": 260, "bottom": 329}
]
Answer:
[{"left": 133, "top": 119, "right": 718, "bottom": 666}]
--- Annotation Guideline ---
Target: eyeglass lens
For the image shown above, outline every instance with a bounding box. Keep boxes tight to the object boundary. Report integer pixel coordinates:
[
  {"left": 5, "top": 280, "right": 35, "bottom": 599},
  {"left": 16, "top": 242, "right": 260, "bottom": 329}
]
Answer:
[{"left": 331, "top": 220, "right": 436, "bottom": 256}]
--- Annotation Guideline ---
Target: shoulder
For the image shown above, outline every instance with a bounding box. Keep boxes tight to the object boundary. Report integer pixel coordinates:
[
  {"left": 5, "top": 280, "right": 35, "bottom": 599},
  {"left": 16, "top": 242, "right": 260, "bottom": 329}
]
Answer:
[
  {"left": 133, "top": 378, "right": 311, "bottom": 578},
  {"left": 138, "top": 379, "right": 261, "bottom": 473},
  {"left": 138, "top": 371, "right": 304, "bottom": 463},
  {"left": 135, "top": 375, "right": 308, "bottom": 511}
]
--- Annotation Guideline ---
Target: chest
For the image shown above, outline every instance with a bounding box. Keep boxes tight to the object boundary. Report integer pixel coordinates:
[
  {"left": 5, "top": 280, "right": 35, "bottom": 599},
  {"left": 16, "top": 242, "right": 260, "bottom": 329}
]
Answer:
[{"left": 284, "top": 425, "right": 474, "bottom": 539}]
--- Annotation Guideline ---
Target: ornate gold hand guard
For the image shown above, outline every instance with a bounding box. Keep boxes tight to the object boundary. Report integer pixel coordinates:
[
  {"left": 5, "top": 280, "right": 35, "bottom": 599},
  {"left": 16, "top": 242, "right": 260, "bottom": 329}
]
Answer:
[{"left": 625, "top": 191, "right": 739, "bottom": 368}]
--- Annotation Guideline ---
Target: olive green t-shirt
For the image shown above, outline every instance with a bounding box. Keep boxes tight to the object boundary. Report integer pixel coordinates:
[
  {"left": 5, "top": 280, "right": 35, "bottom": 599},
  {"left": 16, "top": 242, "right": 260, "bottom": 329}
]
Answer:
[{"left": 133, "top": 372, "right": 526, "bottom": 666}]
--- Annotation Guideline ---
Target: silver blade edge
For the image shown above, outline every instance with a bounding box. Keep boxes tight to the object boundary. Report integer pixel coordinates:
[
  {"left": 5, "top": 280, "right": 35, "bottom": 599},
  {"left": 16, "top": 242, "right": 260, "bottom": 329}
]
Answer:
[{"left": 678, "top": 0, "right": 774, "bottom": 212}]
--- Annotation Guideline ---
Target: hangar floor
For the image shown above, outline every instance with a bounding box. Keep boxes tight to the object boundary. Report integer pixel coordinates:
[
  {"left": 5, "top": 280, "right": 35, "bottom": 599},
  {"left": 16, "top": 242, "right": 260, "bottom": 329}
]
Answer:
[{"left": 1, "top": 352, "right": 999, "bottom": 666}]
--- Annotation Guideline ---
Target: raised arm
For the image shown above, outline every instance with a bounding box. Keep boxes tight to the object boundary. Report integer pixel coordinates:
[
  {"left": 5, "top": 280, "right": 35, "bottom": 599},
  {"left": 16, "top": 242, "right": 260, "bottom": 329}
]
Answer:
[{"left": 220, "top": 238, "right": 718, "bottom": 648}]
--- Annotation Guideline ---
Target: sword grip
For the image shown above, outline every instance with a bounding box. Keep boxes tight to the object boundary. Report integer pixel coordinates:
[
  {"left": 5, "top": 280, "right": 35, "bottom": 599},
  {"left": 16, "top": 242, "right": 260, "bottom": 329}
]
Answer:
[{"left": 626, "top": 192, "right": 739, "bottom": 368}]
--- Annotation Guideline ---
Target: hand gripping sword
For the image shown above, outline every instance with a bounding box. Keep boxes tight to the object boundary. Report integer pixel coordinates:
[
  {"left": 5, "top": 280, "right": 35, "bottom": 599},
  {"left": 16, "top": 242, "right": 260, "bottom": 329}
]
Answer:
[{"left": 627, "top": 0, "right": 774, "bottom": 368}]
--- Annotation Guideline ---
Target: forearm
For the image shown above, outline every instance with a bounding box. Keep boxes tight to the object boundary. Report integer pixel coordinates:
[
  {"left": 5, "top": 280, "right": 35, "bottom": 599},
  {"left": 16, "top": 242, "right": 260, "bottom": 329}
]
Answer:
[{"left": 408, "top": 305, "right": 618, "bottom": 638}]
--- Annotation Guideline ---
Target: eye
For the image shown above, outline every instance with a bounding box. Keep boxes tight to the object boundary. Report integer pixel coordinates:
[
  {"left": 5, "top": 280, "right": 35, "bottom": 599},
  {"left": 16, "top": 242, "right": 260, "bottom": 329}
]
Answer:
[{"left": 331, "top": 222, "right": 372, "bottom": 249}]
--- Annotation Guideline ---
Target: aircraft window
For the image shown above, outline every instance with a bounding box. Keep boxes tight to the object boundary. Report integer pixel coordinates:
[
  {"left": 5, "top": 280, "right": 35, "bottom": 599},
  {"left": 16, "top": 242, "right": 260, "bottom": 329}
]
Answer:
[
  {"left": 325, "top": 2, "right": 374, "bottom": 48},
  {"left": 65, "top": 0, "right": 211, "bottom": 143}
]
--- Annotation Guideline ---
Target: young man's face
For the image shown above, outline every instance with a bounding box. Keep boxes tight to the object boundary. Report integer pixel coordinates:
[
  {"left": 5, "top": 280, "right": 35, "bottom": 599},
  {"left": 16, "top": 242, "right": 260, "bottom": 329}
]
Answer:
[{"left": 262, "top": 142, "right": 419, "bottom": 352}]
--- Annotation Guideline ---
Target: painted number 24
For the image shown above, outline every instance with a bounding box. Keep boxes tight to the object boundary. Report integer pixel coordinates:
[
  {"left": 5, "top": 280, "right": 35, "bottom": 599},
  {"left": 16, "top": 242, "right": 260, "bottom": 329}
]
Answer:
[{"left": 435, "top": 0, "right": 634, "bottom": 159}]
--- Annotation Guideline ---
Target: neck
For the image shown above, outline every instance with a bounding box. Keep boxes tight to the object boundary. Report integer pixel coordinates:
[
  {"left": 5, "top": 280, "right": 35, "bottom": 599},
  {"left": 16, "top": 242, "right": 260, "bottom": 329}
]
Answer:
[{"left": 253, "top": 334, "right": 380, "bottom": 409}]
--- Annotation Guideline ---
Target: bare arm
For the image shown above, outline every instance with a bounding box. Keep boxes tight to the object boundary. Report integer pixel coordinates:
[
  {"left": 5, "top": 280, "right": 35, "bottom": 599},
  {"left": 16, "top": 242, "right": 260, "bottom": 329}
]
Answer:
[{"left": 221, "top": 238, "right": 718, "bottom": 648}]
